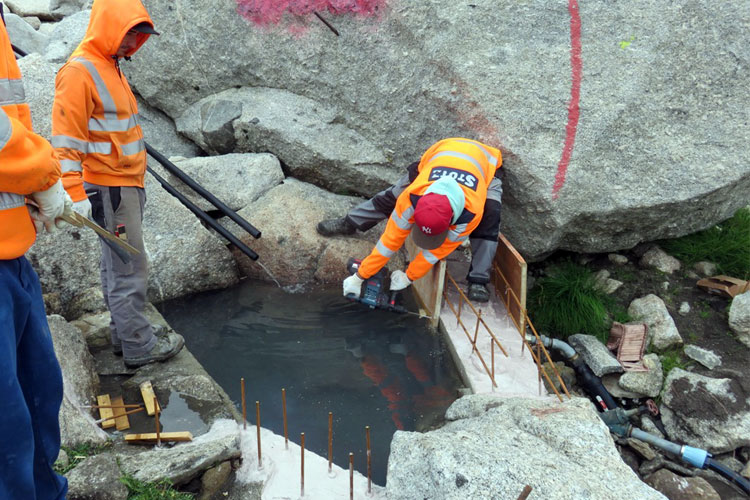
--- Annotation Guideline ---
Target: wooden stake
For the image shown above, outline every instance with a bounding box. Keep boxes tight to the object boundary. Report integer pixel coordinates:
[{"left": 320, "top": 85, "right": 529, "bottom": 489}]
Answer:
[
  {"left": 241, "top": 378, "right": 246, "bottom": 430},
  {"left": 366, "top": 426, "right": 372, "bottom": 494},
  {"left": 282, "top": 388, "right": 288, "bottom": 450},
  {"left": 349, "top": 453, "right": 354, "bottom": 500},
  {"left": 256, "top": 401, "right": 262, "bottom": 469},
  {"left": 328, "top": 412, "right": 333, "bottom": 473},
  {"left": 124, "top": 431, "right": 192, "bottom": 443},
  {"left": 154, "top": 397, "right": 161, "bottom": 446},
  {"left": 517, "top": 485, "right": 533, "bottom": 500},
  {"left": 94, "top": 406, "right": 144, "bottom": 425},
  {"left": 472, "top": 309, "right": 483, "bottom": 354},
  {"left": 301, "top": 432, "right": 305, "bottom": 497}
]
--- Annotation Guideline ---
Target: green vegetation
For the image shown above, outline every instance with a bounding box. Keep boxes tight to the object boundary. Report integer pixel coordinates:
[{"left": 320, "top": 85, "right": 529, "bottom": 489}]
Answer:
[
  {"left": 528, "top": 260, "right": 616, "bottom": 342},
  {"left": 659, "top": 348, "right": 687, "bottom": 378},
  {"left": 659, "top": 207, "right": 750, "bottom": 280},
  {"left": 121, "top": 475, "right": 193, "bottom": 500},
  {"left": 54, "top": 442, "right": 112, "bottom": 475}
]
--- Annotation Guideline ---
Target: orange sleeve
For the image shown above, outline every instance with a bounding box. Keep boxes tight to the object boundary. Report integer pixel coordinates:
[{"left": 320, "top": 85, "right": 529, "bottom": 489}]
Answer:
[
  {"left": 52, "top": 64, "right": 96, "bottom": 202},
  {"left": 405, "top": 217, "right": 480, "bottom": 281},
  {"left": 0, "top": 109, "right": 60, "bottom": 195}
]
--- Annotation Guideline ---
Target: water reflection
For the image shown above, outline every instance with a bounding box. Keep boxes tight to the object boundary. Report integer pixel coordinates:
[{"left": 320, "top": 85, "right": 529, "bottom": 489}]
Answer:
[{"left": 157, "top": 280, "right": 462, "bottom": 485}]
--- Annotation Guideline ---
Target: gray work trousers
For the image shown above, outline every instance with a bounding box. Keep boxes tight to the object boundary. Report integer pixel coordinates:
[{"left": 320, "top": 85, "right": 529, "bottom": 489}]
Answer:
[
  {"left": 85, "top": 183, "right": 157, "bottom": 357},
  {"left": 346, "top": 173, "right": 503, "bottom": 284}
]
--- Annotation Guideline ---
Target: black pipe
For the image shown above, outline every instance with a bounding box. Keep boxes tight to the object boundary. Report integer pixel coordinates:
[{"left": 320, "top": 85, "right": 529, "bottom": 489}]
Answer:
[
  {"left": 148, "top": 166, "right": 259, "bottom": 260},
  {"left": 705, "top": 457, "right": 750, "bottom": 496},
  {"left": 145, "top": 143, "right": 261, "bottom": 239},
  {"left": 569, "top": 356, "right": 619, "bottom": 410}
]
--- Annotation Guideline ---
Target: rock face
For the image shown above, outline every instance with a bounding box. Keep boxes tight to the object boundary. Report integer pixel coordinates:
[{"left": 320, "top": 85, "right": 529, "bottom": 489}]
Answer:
[
  {"left": 386, "top": 394, "right": 666, "bottom": 499},
  {"left": 125, "top": 0, "right": 749, "bottom": 260},
  {"left": 729, "top": 292, "right": 750, "bottom": 348},
  {"left": 660, "top": 369, "right": 750, "bottom": 454}
]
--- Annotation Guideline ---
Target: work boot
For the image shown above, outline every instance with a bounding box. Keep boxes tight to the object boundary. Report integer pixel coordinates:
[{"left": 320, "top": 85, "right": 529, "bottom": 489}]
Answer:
[
  {"left": 123, "top": 331, "right": 185, "bottom": 368},
  {"left": 317, "top": 217, "right": 356, "bottom": 237},
  {"left": 112, "top": 324, "right": 168, "bottom": 356},
  {"left": 467, "top": 283, "right": 490, "bottom": 303}
]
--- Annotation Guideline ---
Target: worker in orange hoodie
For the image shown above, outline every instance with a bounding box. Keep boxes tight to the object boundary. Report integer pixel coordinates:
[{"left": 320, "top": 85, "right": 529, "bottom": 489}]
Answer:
[
  {"left": 52, "top": 0, "right": 183, "bottom": 368},
  {"left": 321, "top": 138, "right": 502, "bottom": 302},
  {"left": 0, "top": 3, "right": 73, "bottom": 498}
]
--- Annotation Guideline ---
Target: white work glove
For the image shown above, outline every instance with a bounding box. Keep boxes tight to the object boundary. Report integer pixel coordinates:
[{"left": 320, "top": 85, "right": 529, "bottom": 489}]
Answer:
[
  {"left": 72, "top": 197, "right": 92, "bottom": 219},
  {"left": 343, "top": 274, "right": 365, "bottom": 298},
  {"left": 28, "top": 179, "right": 74, "bottom": 233},
  {"left": 390, "top": 270, "right": 412, "bottom": 291}
]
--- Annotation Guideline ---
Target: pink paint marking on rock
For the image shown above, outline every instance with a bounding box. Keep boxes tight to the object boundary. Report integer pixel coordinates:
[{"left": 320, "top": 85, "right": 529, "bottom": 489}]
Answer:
[{"left": 236, "top": 0, "right": 387, "bottom": 26}]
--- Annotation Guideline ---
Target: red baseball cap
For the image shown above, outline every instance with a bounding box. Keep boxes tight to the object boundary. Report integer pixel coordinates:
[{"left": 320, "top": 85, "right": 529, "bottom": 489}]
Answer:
[{"left": 411, "top": 193, "right": 452, "bottom": 250}]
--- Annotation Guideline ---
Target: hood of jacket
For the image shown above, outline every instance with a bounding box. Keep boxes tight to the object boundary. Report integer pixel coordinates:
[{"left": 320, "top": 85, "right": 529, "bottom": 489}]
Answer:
[{"left": 74, "top": 0, "right": 155, "bottom": 60}]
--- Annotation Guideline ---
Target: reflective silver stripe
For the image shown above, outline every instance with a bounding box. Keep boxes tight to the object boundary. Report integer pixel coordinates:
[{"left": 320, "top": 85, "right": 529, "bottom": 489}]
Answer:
[
  {"left": 454, "top": 139, "right": 498, "bottom": 167},
  {"left": 88, "top": 113, "right": 139, "bottom": 132},
  {"left": 391, "top": 210, "right": 413, "bottom": 230},
  {"left": 120, "top": 138, "right": 145, "bottom": 156},
  {"left": 60, "top": 159, "right": 83, "bottom": 173},
  {"left": 71, "top": 57, "right": 119, "bottom": 123},
  {"left": 376, "top": 239, "right": 396, "bottom": 258},
  {"left": 420, "top": 250, "right": 440, "bottom": 265},
  {"left": 0, "top": 78, "right": 26, "bottom": 106},
  {"left": 430, "top": 151, "right": 484, "bottom": 178},
  {"left": 52, "top": 135, "right": 112, "bottom": 155},
  {"left": 0, "top": 192, "right": 25, "bottom": 210},
  {"left": 0, "top": 110, "right": 11, "bottom": 150},
  {"left": 447, "top": 224, "right": 469, "bottom": 243}
]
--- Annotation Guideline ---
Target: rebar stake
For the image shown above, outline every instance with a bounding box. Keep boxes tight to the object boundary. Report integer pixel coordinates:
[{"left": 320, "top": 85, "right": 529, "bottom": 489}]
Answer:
[
  {"left": 154, "top": 396, "right": 160, "bottom": 447},
  {"left": 517, "top": 485, "right": 533, "bottom": 500},
  {"left": 282, "top": 388, "right": 288, "bottom": 450},
  {"left": 472, "top": 309, "right": 483, "bottom": 353},
  {"left": 301, "top": 432, "right": 306, "bottom": 497},
  {"left": 241, "top": 377, "right": 246, "bottom": 430},
  {"left": 328, "top": 412, "right": 333, "bottom": 473},
  {"left": 256, "top": 401, "right": 262, "bottom": 469},
  {"left": 349, "top": 452, "right": 354, "bottom": 500},
  {"left": 366, "top": 426, "right": 372, "bottom": 495}
]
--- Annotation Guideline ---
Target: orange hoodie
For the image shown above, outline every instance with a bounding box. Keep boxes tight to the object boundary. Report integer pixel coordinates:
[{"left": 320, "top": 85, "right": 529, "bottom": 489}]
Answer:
[
  {"left": 0, "top": 14, "right": 61, "bottom": 259},
  {"left": 357, "top": 138, "right": 502, "bottom": 281},
  {"left": 52, "top": 0, "right": 156, "bottom": 202}
]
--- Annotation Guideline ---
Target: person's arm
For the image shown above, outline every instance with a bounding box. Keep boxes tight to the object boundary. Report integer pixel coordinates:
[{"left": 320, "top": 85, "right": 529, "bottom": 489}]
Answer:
[
  {"left": 0, "top": 109, "right": 60, "bottom": 195},
  {"left": 51, "top": 64, "right": 95, "bottom": 202},
  {"left": 356, "top": 198, "right": 414, "bottom": 279},
  {"left": 405, "top": 217, "right": 480, "bottom": 281}
]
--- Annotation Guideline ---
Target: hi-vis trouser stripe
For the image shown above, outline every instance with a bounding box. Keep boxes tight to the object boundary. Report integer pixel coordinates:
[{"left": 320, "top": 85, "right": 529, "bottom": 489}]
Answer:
[
  {"left": 70, "top": 57, "right": 142, "bottom": 137},
  {"left": 453, "top": 139, "right": 499, "bottom": 168},
  {"left": 0, "top": 111, "right": 25, "bottom": 210},
  {"left": 0, "top": 77, "right": 25, "bottom": 106}
]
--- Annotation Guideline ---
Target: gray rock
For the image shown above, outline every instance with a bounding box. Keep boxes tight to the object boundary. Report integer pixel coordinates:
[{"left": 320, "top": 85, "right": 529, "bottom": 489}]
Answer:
[
  {"left": 4, "top": 13, "right": 48, "bottom": 54},
  {"left": 177, "top": 87, "right": 396, "bottom": 196},
  {"left": 66, "top": 286, "right": 107, "bottom": 320},
  {"left": 127, "top": 0, "right": 750, "bottom": 261},
  {"left": 66, "top": 453, "right": 128, "bottom": 500},
  {"left": 48, "top": 315, "right": 98, "bottom": 403},
  {"left": 568, "top": 334, "right": 624, "bottom": 377},
  {"left": 694, "top": 261, "right": 718, "bottom": 276},
  {"left": 608, "top": 253, "right": 629, "bottom": 265},
  {"left": 198, "top": 461, "right": 233, "bottom": 500},
  {"left": 742, "top": 461, "right": 750, "bottom": 480},
  {"left": 728, "top": 292, "right": 750, "bottom": 348},
  {"left": 660, "top": 368, "right": 750, "bottom": 453},
  {"left": 136, "top": 96, "right": 201, "bottom": 159},
  {"left": 684, "top": 344, "right": 722, "bottom": 370},
  {"left": 594, "top": 269, "right": 623, "bottom": 294},
  {"left": 640, "top": 416, "right": 665, "bottom": 439},
  {"left": 678, "top": 301, "right": 691, "bottom": 316},
  {"left": 640, "top": 247, "right": 681, "bottom": 274},
  {"left": 627, "top": 437, "right": 658, "bottom": 461},
  {"left": 602, "top": 373, "right": 643, "bottom": 399},
  {"left": 619, "top": 353, "right": 663, "bottom": 398},
  {"left": 43, "top": 9, "right": 89, "bottom": 63},
  {"left": 387, "top": 395, "right": 666, "bottom": 499},
  {"left": 71, "top": 311, "right": 111, "bottom": 349},
  {"left": 55, "top": 448, "right": 69, "bottom": 471},
  {"left": 644, "top": 469, "right": 720, "bottom": 500},
  {"left": 17, "top": 52, "right": 58, "bottom": 140},
  {"left": 23, "top": 16, "right": 42, "bottom": 30},
  {"left": 541, "top": 361, "right": 576, "bottom": 395},
  {"left": 58, "top": 394, "right": 108, "bottom": 447},
  {"left": 49, "top": 0, "right": 89, "bottom": 20},
  {"left": 118, "top": 420, "right": 241, "bottom": 486},
  {"left": 3, "top": 0, "right": 54, "bottom": 20},
  {"left": 628, "top": 294, "right": 683, "bottom": 350}
]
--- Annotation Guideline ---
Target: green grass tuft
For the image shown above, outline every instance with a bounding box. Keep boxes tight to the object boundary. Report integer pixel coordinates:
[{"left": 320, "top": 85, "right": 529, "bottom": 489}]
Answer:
[
  {"left": 659, "top": 207, "right": 750, "bottom": 280},
  {"left": 659, "top": 348, "right": 687, "bottom": 378},
  {"left": 528, "top": 260, "right": 614, "bottom": 342},
  {"left": 120, "top": 475, "right": 193, "bottom": 500},
  {"left": 54, "top": 443, "right": 112, "bottom": 475}
]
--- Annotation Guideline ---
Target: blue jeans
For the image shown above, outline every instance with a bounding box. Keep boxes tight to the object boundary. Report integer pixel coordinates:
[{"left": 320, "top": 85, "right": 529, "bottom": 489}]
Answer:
[{"left": 0, "top": 257, "right": 67, "bottom": 500}]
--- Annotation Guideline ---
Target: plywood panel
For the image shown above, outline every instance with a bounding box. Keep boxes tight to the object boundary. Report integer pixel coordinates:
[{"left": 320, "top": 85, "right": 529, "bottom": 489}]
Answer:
[
  {"left": 110, "top": 395, "right": 131, "bottom": 431},
  {"left": 139, "top": 381, "right": 161, "bottom": 416},
  {"left": 405, "top": 236, "right": 445, "bottom": 328},
  {"left": 491, "top": 234, "right": 527, "bottom": 334},
  {"left": 124, "top": 432, "right": 193, "bottom": 443},
  {"left": 96, "top": 394, "right": 116, "bottom": 429}
]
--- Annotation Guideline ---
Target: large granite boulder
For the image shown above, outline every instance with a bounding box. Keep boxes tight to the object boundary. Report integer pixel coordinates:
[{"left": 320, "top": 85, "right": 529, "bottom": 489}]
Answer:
[
  {"left": 125, "top": 0, "right": 749, "bottom": 260},
  {"left": 386, "top": 394, "right": 666, "bottom": 499}
]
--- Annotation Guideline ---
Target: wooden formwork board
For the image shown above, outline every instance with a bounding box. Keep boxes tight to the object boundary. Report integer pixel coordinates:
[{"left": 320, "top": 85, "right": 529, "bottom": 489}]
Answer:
[
  {"left": 492, "top": 234, "right": 527, "bottom": 334},
  {"left": 405, "top": 236, "right": 445, "bottom": 329}
]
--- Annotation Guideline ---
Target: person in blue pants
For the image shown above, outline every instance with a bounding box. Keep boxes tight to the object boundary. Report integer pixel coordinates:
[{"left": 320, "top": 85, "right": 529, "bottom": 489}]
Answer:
[{"left": 1, "top": 2, "right": 73, "bottom": 497}]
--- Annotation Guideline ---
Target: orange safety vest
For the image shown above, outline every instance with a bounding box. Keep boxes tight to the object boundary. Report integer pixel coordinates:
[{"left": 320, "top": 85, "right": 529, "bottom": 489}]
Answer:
[
  {"left": 52, "top": 0, "right": 155, "bottom": 202},
  {"left": 0, "top": 15, "right": 60, "bottom": 259},
  {"left": 358, "top": 138, "right": 502, "bottom": 281}
]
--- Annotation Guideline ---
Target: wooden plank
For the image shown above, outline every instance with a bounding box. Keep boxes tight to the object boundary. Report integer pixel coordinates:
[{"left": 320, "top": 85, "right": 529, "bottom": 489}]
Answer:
[
  {"left": 405, "top": 236, "right": 446, "bottom": 328},
  {"left": 492, "top": 233, "right": 527, "bottom": 334},
  {"left": 124, "top": 431, "right": 193, "bottom": 443},
  {"left": 139, "top": 381, "right": 160, "bottom": 416},
  {"left": 110, "top": 396, "right": 130, "bottom": 431},
  {"left": 96, "top": 394, "right": 116, "bottom": 429}
]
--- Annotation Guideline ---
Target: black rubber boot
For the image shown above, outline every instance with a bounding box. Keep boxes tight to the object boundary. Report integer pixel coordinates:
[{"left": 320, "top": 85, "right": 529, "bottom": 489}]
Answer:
[
  {"left": 467, "top": 283, "right": 490, "bottom": 302},
  {"left": 317, "top": 217, "right": 356, "bottom": 236}
]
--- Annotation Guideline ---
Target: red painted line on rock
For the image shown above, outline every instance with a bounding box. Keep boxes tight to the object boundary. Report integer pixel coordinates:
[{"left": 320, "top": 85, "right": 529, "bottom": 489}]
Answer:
[
  {"left": 551, "top": 0, "right": 583, "bottom": 200},
  {"left": 235, "top": 0, "right": 386, "bottom": 26}
]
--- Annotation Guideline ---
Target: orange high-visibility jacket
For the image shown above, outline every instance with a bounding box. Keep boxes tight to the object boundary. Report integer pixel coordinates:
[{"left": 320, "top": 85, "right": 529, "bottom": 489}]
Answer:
[
  {"left": 0, "top": 15, "right": 61, "bottom": 259},
  {"left": 358, "top": 138, "right": 502, "bottom": 281},
  {"left": 52, "top": 0, "right": 156, "bottom": 202}
]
